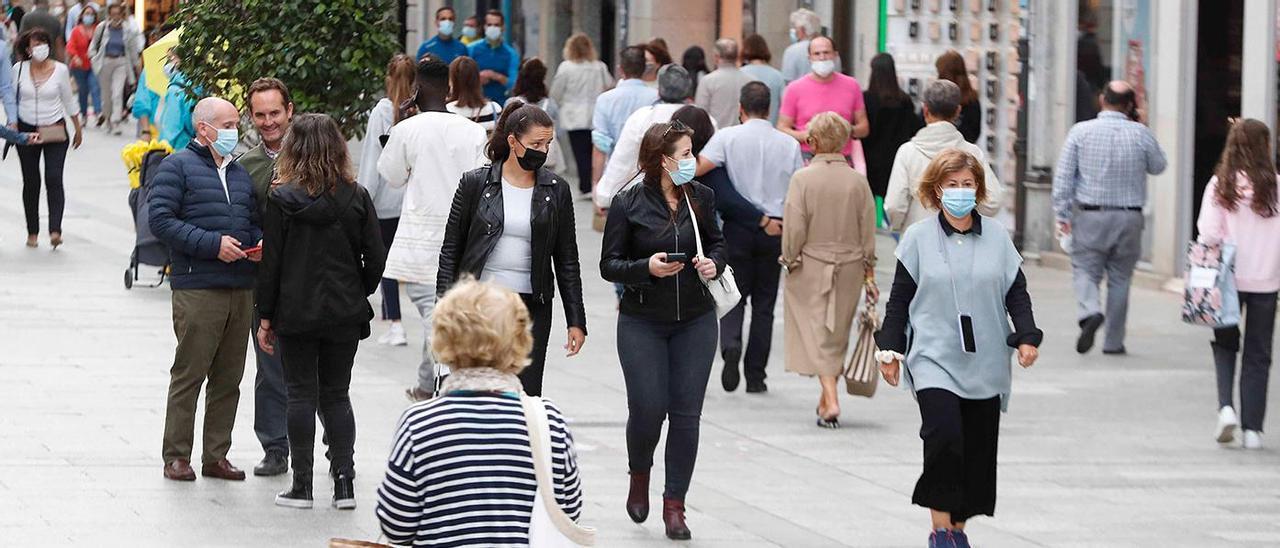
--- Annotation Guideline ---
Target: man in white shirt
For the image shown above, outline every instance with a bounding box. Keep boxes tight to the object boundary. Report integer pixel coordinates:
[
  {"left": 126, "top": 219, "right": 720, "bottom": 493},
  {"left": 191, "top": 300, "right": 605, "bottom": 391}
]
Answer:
[
  {"left": 595, "top": 64, "right": 693, "bottom": 210},
  {"left": 695, "top": 82, "right": 803, "bottom": 394},
  {"left": 377, "top": 55, "right": 487, "bottom": 401},
  {"left": 694, "top": 38, "right": 758, "bottom": 128}
]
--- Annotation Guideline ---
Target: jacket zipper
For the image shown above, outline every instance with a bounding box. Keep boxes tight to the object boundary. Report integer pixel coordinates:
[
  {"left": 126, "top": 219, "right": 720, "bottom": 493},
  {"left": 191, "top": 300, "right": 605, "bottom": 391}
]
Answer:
[{"left": 674, "top": 214, "right": 681, "bottom": 322}]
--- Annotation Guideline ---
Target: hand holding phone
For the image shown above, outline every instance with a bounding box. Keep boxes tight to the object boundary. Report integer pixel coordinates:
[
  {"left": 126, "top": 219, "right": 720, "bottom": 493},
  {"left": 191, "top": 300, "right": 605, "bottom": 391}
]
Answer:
[{"left": 664, "top": 252, "right": 689, "bottom": 263}]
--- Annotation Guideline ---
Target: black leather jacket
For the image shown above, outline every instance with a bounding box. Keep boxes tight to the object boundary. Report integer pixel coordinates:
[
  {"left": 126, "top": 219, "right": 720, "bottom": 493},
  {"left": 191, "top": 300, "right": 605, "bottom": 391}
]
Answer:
[
  {"left": 600, "top": 180, "right": 727, "bottom": 322},
  {"left": 437, "top": 163, "right": 587, "bottom": 332}
]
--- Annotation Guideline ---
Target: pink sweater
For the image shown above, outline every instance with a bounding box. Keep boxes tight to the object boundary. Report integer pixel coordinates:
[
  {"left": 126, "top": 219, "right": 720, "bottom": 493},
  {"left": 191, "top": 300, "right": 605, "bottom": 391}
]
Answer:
[{"left": 1197, "top": 173, "right": 1280, "bottom": 293}]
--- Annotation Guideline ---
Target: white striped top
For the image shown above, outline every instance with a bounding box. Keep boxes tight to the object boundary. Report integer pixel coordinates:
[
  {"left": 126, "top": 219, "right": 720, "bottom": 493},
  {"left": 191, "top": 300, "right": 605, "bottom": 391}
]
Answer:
[{"left": 375, "top": 393, "right": 583, "bottom": 547}]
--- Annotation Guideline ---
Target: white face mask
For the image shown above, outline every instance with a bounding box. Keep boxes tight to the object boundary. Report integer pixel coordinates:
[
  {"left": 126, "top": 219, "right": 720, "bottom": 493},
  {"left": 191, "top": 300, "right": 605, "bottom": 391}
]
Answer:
[
  {"left": 811, "top": 59, "right": 835, "bottom": 78},
  {"left": 31, "top": 44, "right": 50, "bottom": 62}
]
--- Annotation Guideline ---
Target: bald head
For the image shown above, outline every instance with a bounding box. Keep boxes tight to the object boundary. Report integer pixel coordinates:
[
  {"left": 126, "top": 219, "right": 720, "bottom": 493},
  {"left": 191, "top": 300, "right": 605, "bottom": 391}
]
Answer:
[
  {"left": 193, "top": 97, "right": 241, "bottom": 156},
  {"left": 1101, "top": 80, "right": 1136, "bottom": 112}
]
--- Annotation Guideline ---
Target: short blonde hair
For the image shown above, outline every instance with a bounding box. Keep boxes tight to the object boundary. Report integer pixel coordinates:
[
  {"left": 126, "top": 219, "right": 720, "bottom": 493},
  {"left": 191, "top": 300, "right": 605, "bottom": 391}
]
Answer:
[
  {"left": 807, "top": 112, "right": 852, "bottom": 154},
  {"left": 563, "top": 33, "right": 597, "bottom": 62},
  {"left": 916, "top": 148, "right": 988, "bottom": 210},
  {"left": 431, "top": 279, "right": 533, "bottom": 375}
]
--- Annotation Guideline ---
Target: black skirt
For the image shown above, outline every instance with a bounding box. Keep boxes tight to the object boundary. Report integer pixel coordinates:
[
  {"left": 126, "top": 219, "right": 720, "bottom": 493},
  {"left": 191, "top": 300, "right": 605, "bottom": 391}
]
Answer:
[{"left": 912, "top": 388, "right": 1001, "bottom": 524}]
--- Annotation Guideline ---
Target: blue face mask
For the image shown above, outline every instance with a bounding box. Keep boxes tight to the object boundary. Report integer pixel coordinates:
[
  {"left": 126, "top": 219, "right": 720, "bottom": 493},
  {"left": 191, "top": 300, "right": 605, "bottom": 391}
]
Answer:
[
  {"left": 438, "top": 19, "right": 455, "bottom": 36},
  {"left": 204, "top": 124, "right": 239, "bottom": 156},
  {"left": 462, "top": 26, "right": 477, "bottom": 39},
  {"left": 667, "top": 157, "right": 697, "bottom": 186},
  {"left": 789, "top": 28, "right": 799, "bottom": 43},
  {"left": 941, "top": 187, "right": 977, "bottom": 218}
]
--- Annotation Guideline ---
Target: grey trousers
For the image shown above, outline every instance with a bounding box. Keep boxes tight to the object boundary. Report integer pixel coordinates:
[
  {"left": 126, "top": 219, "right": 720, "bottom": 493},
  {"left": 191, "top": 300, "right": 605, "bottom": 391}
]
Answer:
[
  {"left": 404, "top": 282, "right": 442, "bottom": 392},
  {"left": 1070, "top": 209, "right": 1143, "bottom": 351},
  {"left": 252, "top": 311, "right": 288, "bottom": 456},
  {"left": 1213, "top": 291, "right": 1277, "bottom": 432}
]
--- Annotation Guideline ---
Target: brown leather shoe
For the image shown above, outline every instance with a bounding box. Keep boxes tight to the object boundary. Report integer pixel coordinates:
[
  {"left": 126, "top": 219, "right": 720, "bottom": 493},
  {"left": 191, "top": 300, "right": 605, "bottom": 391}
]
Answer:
[
  {"left": 663, "top": 497, "right": 691, "bottom": 540},
  {"left": 201, "top": 459, "right": 246, "bottom": 481},
  {"left": 163, "top": 459, "right": 196, "bottom": 481},
  {"left": 625, "top": 471, "right": 650, "bottom": 523}
]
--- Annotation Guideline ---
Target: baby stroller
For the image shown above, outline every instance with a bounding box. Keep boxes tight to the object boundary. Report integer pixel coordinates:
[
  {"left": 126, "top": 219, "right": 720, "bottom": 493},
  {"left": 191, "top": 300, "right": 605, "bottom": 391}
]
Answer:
[{"left": 124, "top": 148, "right": 171, "bottom": 289}]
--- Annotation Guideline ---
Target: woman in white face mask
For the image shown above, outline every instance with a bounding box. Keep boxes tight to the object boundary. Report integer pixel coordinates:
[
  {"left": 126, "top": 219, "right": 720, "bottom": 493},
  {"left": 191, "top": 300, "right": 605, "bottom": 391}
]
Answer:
[{"left": 13, "top": 28, "right": 84, "bottom": 249}]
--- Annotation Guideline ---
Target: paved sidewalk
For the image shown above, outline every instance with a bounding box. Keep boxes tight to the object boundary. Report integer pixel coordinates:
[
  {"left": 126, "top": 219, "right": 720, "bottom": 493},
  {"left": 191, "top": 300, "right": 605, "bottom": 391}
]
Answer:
[{"left": 1, "top": 129, "right": 1278, "bottom": 547}]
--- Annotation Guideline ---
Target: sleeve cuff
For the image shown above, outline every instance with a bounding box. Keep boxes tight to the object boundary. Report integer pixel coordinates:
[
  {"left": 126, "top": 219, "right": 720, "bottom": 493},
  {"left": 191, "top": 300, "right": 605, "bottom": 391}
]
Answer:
[{"left": 1007, "top": 329, "right": 1044, "bottom": 348}]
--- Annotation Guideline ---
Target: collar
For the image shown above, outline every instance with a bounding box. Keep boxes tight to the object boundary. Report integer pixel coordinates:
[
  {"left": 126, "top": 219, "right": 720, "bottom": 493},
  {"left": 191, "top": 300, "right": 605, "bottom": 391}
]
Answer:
[
  {"left": 483, "top": 39, "right": 505, "bottom": 49},
  {"left": 715, "top": 62, "right": 737, "bottom": 70},
  {"left": 263, "top": 142, "right": 282, "bottom": 159},
  {"left": 811, "top": 152, "right": 846, "bottom": 163},
  {"left": 486, "top": 161, "right": 555, "bottom": 187},
  {"left": 1098, "top": 111, "right": 1129, "bottom": 121},
  {"left": 743, "top": 118, "right": 771, "bottom": 128},
  {"left": 440, "top": 367, "right": 523, "bottom": 394},
  {"left": 938, "top": 211, "right": 982, "bottom": 236},
  {"left": 617, "top": 78, "right": 646, "bottom": 87}
]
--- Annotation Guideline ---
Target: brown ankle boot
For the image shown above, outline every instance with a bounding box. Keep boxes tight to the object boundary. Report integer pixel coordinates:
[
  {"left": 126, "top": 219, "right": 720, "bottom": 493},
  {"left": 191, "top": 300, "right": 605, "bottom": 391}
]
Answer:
[
  {"left": 662, "top": 497, "right": 691, "bottom": 540},
  {"left": 625, "top": 471, "right": 649, "bottom": 523}
]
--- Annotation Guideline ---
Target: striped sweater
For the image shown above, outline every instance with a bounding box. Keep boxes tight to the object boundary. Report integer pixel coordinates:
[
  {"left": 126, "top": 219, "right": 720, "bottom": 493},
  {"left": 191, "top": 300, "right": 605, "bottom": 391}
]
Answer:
[{"left": 375, "top": 392, "right": 584, "bottom": 547}]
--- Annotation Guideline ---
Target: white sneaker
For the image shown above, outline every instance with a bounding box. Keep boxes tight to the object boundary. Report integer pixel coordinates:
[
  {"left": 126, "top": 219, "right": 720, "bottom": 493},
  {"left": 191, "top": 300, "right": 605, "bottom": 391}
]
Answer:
[
  {"left": 1243, "top": 430, "right": 1263, "bottom": 449},
  {"left": 376, "top": 329, "right": 392, "bottom": 345},
  {"left": 1216, "top": 406, "right": 1238, "bottom": 443},
  {"left": 385, "top": 323, "right": 407, "bottom": 346}
]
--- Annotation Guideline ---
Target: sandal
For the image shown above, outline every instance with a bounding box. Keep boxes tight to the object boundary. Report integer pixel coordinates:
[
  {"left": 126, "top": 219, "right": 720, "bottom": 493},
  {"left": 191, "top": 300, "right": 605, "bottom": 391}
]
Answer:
[{"left": 815, "top": 406, "right": 840, "bottom": 429}]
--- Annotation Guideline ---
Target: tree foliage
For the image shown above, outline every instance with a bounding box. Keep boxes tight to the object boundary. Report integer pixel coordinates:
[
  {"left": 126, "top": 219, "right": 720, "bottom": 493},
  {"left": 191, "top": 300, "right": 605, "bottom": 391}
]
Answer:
[{"left": 170, "top": 0, "right": 400, "bottom": 138}]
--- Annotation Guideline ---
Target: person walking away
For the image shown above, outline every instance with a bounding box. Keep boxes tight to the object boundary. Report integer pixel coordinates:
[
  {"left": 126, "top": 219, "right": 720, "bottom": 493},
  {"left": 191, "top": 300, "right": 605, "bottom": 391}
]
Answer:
[
  {"left": 64, "top": 3, "right": 99, "bottom": 126},
  {"left": 600, "top": 121, "right": 727, "bottom": 540},
  {"left": 694, "top": 82, "right": 802, "bottom": 393},
  {"left": 375, "top": 279, "right": 584, "bottom": 546},
  {"left": 88, "top": 2, "right": 139, "bottom": 134},
  {"left": 694, "top": 38, "right": 756, "bottom": 129},
  {"left": 681, "top": 46, "right": 708, "bottom": 98},
  {"left": 256, "top": 113, "right": 387, "bottom": 510},
  {"left": 466, "top": 9, "right": 518, "bottom": 104},
  {"left": 589, "top": 45, "right": 656, "bottom": 193},
  {"left": 157, "top": 52, "right": 197, "bottom": 150},
  {"left": 935, "top": 50, "right": 981, "bottom": 144},
  {"left": 863, "top": 52, "right": 924, "bottom": 223},
  {"left": 446, "top": 56, "right": 503, "bottom": 133},
  {"left": 781, "top": 9, "right": 840, "bottom": 82},
  {"left": 14, "top": 28, "right": 82, "bottom": 249},
  {"left": 458, "top": 15, "right": 479, "bottom": 46},
  {"left": 149, "top": 97, "right": 262, "bottom": 482},
  {"left": 780, "top": 113, "right": 877, "bottom": 427},
  {"left": 378, "top": 54, "right": 488, "bottom": 401},
  {"left": 237, "top": 77, "right": 295, "bottom": 477},
  {"left": 550, "top": 32, "right": 613, "bottom": 196},
  {"left": 504, "top": 57, "right": 563, "bottom": 173},
  {"left": 595, "top": 64, "right": 693, "bottom": 210},
  {"left": 876, "top": 149, "right": 1042, "bottom": 548},
  {"left": 437, "top": 102, "right": 587, "bottom": 396},
  {"left": 777, "top": 36, "right": 868, "bottom": 172},
  {"left": 19, "top": 1, "right": 65, "bottom": 63},
  {"left": 415, "top": 6, "right": 467, "bottom": 65},
  {"left": 1196, "top": 118, "right": 1280, "bottom": 449},
  {"left": 884, "top": 80, "right": 1001, "bottom": 233},
  {"left": 738, "top": 35, "right": 785, "bottom": 125},
  {"left": 674, "top": 104, "right": 762, "bottom": 234},
  {"left": 358, "top": 54, "right": 413, "bottom": 348},
  {"left": 1052, "top": 80, "right": 1166, "bottom": 355}
]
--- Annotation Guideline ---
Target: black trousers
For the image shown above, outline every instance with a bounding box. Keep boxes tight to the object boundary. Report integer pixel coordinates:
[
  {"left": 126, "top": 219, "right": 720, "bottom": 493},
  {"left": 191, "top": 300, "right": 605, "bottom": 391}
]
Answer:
[
  {"left": 567, "top": 129, "right": 593, "bottom": 194},
  {"left": 913, "top": 388, "right": 1001, "bottom": 524},
  {"left": 1213, "top": 291, "right": 1277, "bottom": 432},
  {"left": 378, "top": 218, "right": 402, "bottom": 321},
  {"left": 278, "top": 332, "right": 359, "bottom": 481},
  {"left": 16, "top": 121, "right": 69, "bottom": 235},
  {"left": 719, "top": 220, "right": 782, "bottom": 382},
  {"left": 517, "top": 293, "right": 554, "bottom": 396}
]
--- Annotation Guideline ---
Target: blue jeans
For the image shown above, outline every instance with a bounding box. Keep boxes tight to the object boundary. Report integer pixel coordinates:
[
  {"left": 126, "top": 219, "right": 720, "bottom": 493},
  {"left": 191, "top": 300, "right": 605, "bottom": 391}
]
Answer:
[
  {"left": 616, "top": 311, "right": 718, "bottom": 500},
  {"left": 70, "top": 67, "right": 101, "bottom": 115}
]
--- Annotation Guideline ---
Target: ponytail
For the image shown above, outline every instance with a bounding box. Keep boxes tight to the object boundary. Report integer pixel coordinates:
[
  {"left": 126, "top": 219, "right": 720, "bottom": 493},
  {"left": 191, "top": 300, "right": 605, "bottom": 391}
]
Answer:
[{"left": 485, "top": 101, "right": 555, "bottom": 163}]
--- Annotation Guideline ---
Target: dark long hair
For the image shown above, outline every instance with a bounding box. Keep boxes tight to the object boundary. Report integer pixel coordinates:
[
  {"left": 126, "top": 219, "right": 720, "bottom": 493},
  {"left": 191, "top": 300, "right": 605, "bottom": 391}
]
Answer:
[
  {"left": 486, "top": 101, "right": 555, "bottom": 163},
  {"left": 509, "top": 57, "right": 549, "bottom": 104},
  {"left": 277, "top": 114, "right": 356, "bottom": 196},
  {"left": 671, "top": 105, "right": 715, "bottom": 156},
  {"left": 936, "top": 50, "right": 978, "bottom": 104},
  {"left": 867, "top": 52, "right": 910, "bottom": 108},
  {"left": 448, "top": 57, "right": 488, "bottom": 109},
  {"left": 1214, "top": 118, "right": 1279, "bottom": 217},
  {"left": 14, "top": 28, "right": 51, "bottom": 62},
  {"left": 637, "top": 121, "right": 708, "bottom": 226}
]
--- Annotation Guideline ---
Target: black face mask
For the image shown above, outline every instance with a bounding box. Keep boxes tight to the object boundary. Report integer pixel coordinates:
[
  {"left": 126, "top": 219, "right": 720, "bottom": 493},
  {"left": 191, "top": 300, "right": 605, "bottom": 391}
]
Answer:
[{"left": 515, "top": 142, "right": 547, "bottom": 171}]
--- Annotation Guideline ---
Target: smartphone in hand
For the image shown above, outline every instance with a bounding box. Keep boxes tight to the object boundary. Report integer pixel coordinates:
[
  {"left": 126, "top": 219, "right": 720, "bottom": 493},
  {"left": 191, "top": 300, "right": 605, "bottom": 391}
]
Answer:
[{"left": 665, "top": 252, "right": 689, "bottom": 264}]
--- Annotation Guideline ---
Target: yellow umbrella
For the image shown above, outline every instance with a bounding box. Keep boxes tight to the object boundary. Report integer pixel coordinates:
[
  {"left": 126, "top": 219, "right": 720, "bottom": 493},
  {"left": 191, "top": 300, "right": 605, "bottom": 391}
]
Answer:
[{"left": 143, "top": 28, "right": 182, "bottom": 95}]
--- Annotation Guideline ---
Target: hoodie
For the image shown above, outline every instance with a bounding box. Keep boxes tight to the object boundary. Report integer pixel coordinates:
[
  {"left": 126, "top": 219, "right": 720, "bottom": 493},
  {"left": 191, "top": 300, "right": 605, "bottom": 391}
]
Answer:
[
  {"left": 883, "top": 121, "right": 1003, "bottom": 232},
  {"left": 255, "top": 181, "right": 387, "bottom": 337}
]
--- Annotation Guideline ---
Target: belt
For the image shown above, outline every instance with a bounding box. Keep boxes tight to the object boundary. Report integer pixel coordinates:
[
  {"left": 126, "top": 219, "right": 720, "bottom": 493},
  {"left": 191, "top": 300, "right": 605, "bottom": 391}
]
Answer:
[{"left": 1078, "top": 204, "right": 1142, "bottom": 212}]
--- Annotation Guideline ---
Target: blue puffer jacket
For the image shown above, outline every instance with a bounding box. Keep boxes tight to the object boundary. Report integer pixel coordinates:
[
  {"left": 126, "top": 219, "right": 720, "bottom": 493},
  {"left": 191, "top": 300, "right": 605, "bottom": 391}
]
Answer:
[{"left": 148, "top": 141, "right": 262, "bottom": 290}]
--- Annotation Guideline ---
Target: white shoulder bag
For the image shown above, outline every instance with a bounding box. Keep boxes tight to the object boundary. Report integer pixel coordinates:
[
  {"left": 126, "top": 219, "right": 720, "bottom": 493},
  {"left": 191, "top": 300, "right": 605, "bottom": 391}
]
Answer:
[
  {"left": 520, "top": 394, "right": 596, "bottom": 547},
  {"left": 684, "top": 191, "right": 741, "bottom": 318}
]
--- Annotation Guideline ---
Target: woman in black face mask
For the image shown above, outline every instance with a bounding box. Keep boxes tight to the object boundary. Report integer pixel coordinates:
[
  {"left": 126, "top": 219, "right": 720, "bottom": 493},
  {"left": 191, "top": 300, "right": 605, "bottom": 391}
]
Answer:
[{"left": 437, "top": 101, "right": 588, "bottom": 396}]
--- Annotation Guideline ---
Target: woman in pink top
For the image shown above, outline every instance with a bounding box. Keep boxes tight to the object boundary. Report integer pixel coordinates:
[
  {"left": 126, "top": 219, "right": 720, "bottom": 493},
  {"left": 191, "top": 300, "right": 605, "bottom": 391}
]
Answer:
[
  {"left": 776, "top": 36, "right": 870, "bottom": 174},
  {"left": 1196, "top": 118, "right": 1280, "bottom": 450}
]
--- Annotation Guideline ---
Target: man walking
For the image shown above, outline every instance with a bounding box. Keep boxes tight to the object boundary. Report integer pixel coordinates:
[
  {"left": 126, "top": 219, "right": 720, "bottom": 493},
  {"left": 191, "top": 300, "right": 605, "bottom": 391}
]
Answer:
[
  {"left": 590, "top": 45, "right": 658, "bottom": 191},
  {"left": 378, "top": 55, "right": 488, "bottom": 401},
  {"left": 694, "top": 38, "right": 757, "bottom": 128},
  {"left": 467, "top": 9, "right": 519, "bottom": 104},
  {"left": 777, "top": 36, "right": 868, "bottom": 169},
  {"left": 238, "top": 77, "right": 294, "bottom": 477},
  {"left": 696, "top": 82, "right": 803, "bottom": 393},
  {"left": 1053, "top": 81, "right": 1167, "bottom": 355},
  {"left": 19, "top": 0, "right": 66, "bottom": 62},
  {"left": 416, "top": 6, "right": 467, "bottom": 65},
  {"left": 150, "top": 96, "right": 261, "bottom": 482},
  {"left": 595, "top": 64, "right": 694, "bottom": 210}
]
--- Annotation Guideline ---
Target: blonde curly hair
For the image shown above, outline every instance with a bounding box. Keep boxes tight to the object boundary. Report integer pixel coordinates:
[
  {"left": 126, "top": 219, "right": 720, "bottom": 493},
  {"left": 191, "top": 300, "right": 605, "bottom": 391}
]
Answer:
[{"left": 431, "top": 278, "right": 533, "bottom": 375}]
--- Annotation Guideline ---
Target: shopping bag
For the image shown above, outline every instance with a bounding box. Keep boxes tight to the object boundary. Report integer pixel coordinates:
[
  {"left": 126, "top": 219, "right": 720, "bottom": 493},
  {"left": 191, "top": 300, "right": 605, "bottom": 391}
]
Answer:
[
  {"left": 844, "top": 304, "right": 880, "bottom": 397},
  {"left": 520, "top": 394, "right": 597, "bottom": 546},
  {"left": 1181, "top": 240, "right": 1240, "bottom": 328}
]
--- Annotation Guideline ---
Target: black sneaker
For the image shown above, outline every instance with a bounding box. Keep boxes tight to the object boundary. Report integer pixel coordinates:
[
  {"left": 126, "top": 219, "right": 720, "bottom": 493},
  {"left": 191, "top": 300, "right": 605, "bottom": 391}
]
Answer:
[
  {"left": 721, "top": 349, "right": 741, "bottom": 392},
  {"left": 275, "top": 478, "right": 313, "bottom": 509},
  {"left": 1076, "top": 314, "right": 1105, "bottom": 354},
  {"left": 254, "top": 451, "right": 288, "bottom": 477},
  {"left": 745, "top": 380, "right": 768, "bottom": 394},
  {"left": 333, "top": 474, "right": 356, "bottom": 510}
]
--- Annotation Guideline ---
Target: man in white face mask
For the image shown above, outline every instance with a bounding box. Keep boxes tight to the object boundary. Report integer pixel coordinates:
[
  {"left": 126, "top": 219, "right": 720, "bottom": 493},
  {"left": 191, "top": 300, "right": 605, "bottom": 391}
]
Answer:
[
  {"left": 776, "top": 36, "right": 870, "bottom": 173},
  {"left": 466, "top": 9, "right": 519, "bottom": 104}
]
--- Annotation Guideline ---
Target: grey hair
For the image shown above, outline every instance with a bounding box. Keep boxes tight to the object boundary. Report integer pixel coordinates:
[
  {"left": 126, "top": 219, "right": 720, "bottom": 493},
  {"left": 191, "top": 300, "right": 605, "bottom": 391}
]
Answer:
[
  {"left": 193, "top": 97, "right": 234, "bottom": 126},
  {"left": 922, "top": 80, "right": 961, "bottom": 120},
  {"left": 713, "top": 38, "right": 738, "bottom": 63},
  {"left": 790, "top": 9, "right": 820, "bottom": 36},
  {"left": 657, "top": 64, "right": 692, "bottom": 104}
]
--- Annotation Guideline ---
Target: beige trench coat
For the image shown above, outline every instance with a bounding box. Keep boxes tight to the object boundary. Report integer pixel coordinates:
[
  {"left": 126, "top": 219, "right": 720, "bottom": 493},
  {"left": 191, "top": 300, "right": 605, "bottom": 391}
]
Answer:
[{"left": 781, "top": 154, "right": 878, "bottom": 377}]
